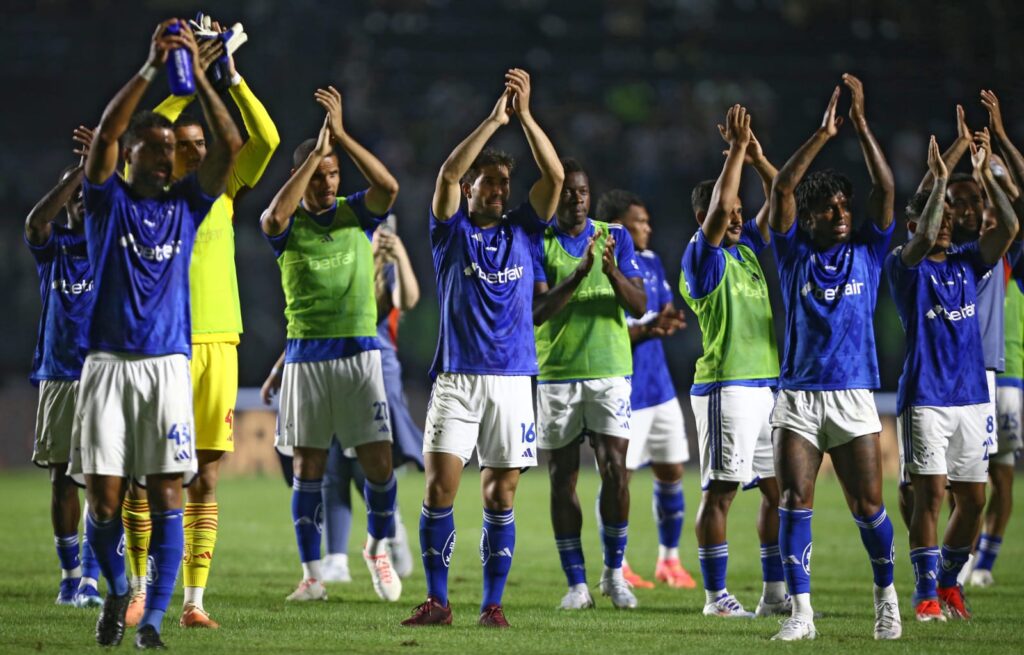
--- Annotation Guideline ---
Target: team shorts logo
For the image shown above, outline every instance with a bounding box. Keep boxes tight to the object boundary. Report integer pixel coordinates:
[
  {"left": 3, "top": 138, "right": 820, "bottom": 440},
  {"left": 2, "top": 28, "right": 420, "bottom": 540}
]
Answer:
[{"left": 167, "top": 423, "right": 193, "bottom": 462}]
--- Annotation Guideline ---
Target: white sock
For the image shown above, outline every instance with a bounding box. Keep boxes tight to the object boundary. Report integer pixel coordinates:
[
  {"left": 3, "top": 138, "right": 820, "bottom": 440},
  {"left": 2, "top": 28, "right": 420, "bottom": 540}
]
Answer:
[
  {"left": 658, "top": 546, "right": 679, "bottom": 561},
  {"left": 792, "top": 592, "right": 813, "bottom": 619},
  {"left": 763, "top": 581, "right": 787, "bottom": 602},
  {"left": 603, "top": 565, "right": 624, "bottom": 581},
  {"left": 302, "top": 559, "right": 322, "bottom": 581},
  {"left": 183, "top": 586, "right": 204, "bottom": 608},
  {"left": 326, "top": 553, "right": 349, "bottom": 568},
  {"left": 131, "top": 575, "right": 146, "bottom": 594},
  {"left": 570, "top": 582, "right": 589, "bottom": 594},
  {"left": 79, "top": 577, "right": 98, "bottom": 590},
  {"left": 366, "top": 535, "right": 386, "bottom": 556},
  {"left": 61, "top": 565, "right": 82, "bottom": 579},
  {"left": 706, "top": 588, "right": 726, "bottom": 604},
  {"left": 874, "top": 583, "right": 896, "bottom": 603}
]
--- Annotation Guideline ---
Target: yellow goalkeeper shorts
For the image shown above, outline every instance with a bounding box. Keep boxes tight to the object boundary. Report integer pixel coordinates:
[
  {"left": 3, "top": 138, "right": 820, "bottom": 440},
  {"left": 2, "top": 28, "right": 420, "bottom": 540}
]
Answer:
[{"left": 190, "top": 340, "right": 238, "bottom": 452}]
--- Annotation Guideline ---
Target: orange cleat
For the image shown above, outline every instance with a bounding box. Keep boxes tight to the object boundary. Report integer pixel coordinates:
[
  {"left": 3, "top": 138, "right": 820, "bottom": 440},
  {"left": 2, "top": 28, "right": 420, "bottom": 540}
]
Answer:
[
  {"left": 937, "top": 585, "right": 972, "bottom": 620},
  {"left": 914, "top": 599, "right": 946, "bottom": 622},
  {"left": 180, "top": 603, "right": 221, "bottom": 629},
  {"left": 124, "top": 590, "right": 146, "bottom": 628},
  {"left": 622, "top": 562, "right": 655, "bottom": 589},
  {"left": 478, "top": 604, "right": 511, "bottom": 628},
  {"left": 655, "top": 558, "right": 697, "bottom": 589}
]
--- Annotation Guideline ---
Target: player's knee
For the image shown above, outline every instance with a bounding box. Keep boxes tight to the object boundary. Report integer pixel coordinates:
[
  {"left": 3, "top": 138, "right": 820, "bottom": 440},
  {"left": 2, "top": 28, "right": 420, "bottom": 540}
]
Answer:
[{"left": 779, "top": 486, "right": 812, "bottom": 510}]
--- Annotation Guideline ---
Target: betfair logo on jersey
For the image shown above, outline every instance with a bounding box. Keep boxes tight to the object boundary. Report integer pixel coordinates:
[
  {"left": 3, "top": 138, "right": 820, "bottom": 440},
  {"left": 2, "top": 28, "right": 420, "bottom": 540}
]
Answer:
[
  {"left": 308, "top": 250, "right": 355, "bottom": 270},
  {"left": 463, "top": 261, "right": 524, "bottom": 284},
  {"left": 925, "top": 302, "right": 976, "bottom": 321},
  {"left": 729, "top": 278, "right": 768, "bottom": 299},
  {"left": 573, "top": 286, "right": 615, "bottom": 301},
  {"left": 51, "top": 278, "right": 93, "bottom": 295},
  {"left": 800, "top": 279, "right": 864, "bottom": 301},
  {"left": 119, "top": 232, "right": 182, "bottom": 262}
]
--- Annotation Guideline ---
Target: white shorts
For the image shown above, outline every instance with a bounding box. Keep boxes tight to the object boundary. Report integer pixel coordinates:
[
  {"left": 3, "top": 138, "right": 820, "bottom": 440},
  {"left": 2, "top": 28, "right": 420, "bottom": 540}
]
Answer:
[
  {"left": 277, "top": 350, "right": 392, "bottom": 452},
  {"left": 770, "top": 389, "right": 881, "bottom": 452},
  {"left": 898, "top": 404, "right": 991, "bottom": 483},
  {"left": 424, "top": 373, "right": 537, "bottom": 469},
  {"left": 985, "top": 370, "right": 998, "bottom": 456},
  {"left": 537, "top": 377, "right": 632, "bottom": 450},
  {"left": 995, "top": 384, "right": 1022, "bottom": 466},
  {"left": 33, "top": 379, "right": 78, "bottom": 466},
  {"left": 692, "top": 386, "right": 775, "bottom": 488},
  {"left": 626, "top": 397, "right": 690, "bottom": 469},
  {"left": 70, "top": 352, "right": 198, "bottom": 479}
]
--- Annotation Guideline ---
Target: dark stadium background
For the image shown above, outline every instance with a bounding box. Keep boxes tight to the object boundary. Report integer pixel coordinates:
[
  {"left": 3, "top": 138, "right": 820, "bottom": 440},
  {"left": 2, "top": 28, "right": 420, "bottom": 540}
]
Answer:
[{"left": 3, "top": 0, "right": 1023, "bottom": 465}]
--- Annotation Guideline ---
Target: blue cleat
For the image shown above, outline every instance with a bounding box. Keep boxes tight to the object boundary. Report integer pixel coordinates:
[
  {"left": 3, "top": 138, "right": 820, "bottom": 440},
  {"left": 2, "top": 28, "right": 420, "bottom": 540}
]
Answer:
[
  {"left": 56, "top": 577, "right": 80, "bottom": 606},
  {"left": 74, "top": 582, "right": 104, "bottom": 608}
]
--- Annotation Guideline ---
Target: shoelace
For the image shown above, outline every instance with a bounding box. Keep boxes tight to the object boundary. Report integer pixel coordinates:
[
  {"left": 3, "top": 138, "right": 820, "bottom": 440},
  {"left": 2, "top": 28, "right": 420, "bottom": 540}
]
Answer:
[
  {"left": 778, "top": 616, "right": 811, "bottom": 635},
  {"left": 876, "top": 601, "right": 899, "bottom": 630},
  {"left": 373, "top": 555, "right": 394, "bottom": 583}
]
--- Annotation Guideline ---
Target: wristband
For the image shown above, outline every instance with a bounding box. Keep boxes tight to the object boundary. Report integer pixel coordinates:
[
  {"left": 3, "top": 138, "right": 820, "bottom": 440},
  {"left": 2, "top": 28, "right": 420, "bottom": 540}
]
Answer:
[
  {"left": 230, "top": 73, "right": 243, "bottom": 87},
  {"left": 138, "top": 63, "right": 159, "bottom": 82}
]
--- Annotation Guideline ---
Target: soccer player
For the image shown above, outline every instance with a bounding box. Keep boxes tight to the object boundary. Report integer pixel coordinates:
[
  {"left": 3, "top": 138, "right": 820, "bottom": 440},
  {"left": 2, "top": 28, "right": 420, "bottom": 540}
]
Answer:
[
  {"left": 262, "top": 85, "right": 402, "bottom": 604},
  {"left": 595, "top": 188, "right": 693, "bottom": 591},
  {"left": 402, "top": 69, "right": 563, "bottom": 628},
  {"left": 680, "top": 105, "right": 789, "bottom": 618},
  {"left": 71, "top": 19, "right": 242, "bottom": 649},
  {"left": 25, "top": 126, "right": 102, "bottom": 608},
  {"left": 534, "top": 158, "right": 647, "bottom": 610},
  {"left": 767, "top": 76, "right": 900, "bottom": 641},
  {"left": 887, "top": 137, "right": 1018, "bottom": 622},
  {"left": 119, "top": 20, "right": 279, "bottom": 629}
]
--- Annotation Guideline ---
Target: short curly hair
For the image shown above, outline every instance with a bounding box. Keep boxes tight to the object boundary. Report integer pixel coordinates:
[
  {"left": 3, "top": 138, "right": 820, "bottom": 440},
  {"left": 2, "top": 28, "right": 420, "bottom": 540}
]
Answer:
[{"left": 795, "top": 169, "right": 853, "bottom": 219}]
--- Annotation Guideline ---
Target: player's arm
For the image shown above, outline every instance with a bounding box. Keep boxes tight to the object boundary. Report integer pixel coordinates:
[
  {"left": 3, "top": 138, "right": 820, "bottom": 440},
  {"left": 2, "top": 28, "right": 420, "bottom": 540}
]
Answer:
[
  {"left": 86, "top": 19, "right": 188, "bottom": 184},
  {"left": 260, "top": 351, "right": 286, "bottom": 405},
  {"left": 916, "top": 105, "right": 971, "bottom": 194},
  {"left": 191, "top": 25, "right": 242, "bottom": 198},
  {"left": 533, "top": 235, "right": 596, "bottom": 325},
  {"left": 373, "top": 246, "right": 394, "bottom": 323},
  {"left": 705, "top": 105, "right": 750, "bottom": 247},
  {"left": 385, "top": 233, "right": 420, "bottom": 311},
  {"left": 982, "top": 89, "right": 1024, "bottom": 217},
  {"left": 843, "top": 74, "right": 894, "bottom": 230},
  {"left": 748, "top": 132, "right": 778, "bottom": 244},
  {"left": 25, "top": 126, "right": 93, "bottom": 244},
  {"left": 769, "top": 86, "right": 843, "bottom": 234},
  {"left": 629, "top": 302, "right": 686, "bottom": 344},
  {"left": 975, "top": 138, "right": 1020, "bottom": 265},
  {"left": 433, "top": 90, "right": 512, "bottom": 222},
  {"left": 900, "top": 137, "right": 948, "bottom": 267},
  {"left": 507, "top": 68, "right": 564, "bottom": 221},
  {"left": 261, "top": 117, "right": 332, "bottom": 236},
  {"left": 317, "top": 86, "right": 397, "bottom": 215},
  {"left": 602, "top": 232, "right": 647, "bottom": 318}
]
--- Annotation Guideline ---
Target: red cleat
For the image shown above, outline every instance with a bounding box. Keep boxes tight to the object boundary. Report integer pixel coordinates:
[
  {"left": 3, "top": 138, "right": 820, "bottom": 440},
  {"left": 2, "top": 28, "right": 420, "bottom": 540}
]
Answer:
[
  {"left": 622, "top": 562, "right": 655, "bottom": 589},
  {"left": 937, "top": 585, "right": 972, "bottom": 620},
  {"left": 478, "top": 604, "right": 511, "bottom": 628},
  {"left": 655, "top": 558, "right": 697, "bottom": 589},
  {"left": 914, "top": 599, "right": 946, "bottom": 622},
  {"left": 401, "top": 597, "right": 453, "bottom": 627}
]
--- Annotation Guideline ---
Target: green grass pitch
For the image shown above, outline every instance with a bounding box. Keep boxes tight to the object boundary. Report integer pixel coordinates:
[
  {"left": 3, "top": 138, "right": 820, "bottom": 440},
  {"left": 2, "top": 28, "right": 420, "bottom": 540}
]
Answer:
[{"left": 1, "top": 468, "right": 1022, "bottom": 654}]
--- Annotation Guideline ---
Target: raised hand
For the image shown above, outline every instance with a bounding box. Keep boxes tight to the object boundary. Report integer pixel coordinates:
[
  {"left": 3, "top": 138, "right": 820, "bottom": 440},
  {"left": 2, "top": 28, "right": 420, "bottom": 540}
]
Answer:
[
  {"left": 971, "top": 140, "right": 989, "bottom": 172},
  {"left": 927, "top": 134, "right": 947, "bottom": 180},
  {"left": 197, "top": 36, "right": 225, "bottom": 71},
  {"left": 260, "top": 367, "right": 282, "bottom": 405},
  {"left": 975, "top": 127, "right": 993, "bottom": 156},
  {"left": 721, "top": 104, "right": 751, "bottom": 147},
  {"left": 955, "top": 104, "right": 971, "bottom": 142},
  {"left": 174, "top": 22, "right": 203, "bottom": 76},
  {"left": 981, "top": 89, "right": 1006, "bottom": 137},
  {"left": 314, "top": 115, "right": 333, "bottom": 158},
  {"left": 314, "top": 86, "right": 345, "bottom": 136},
  {"left": 487, "top": 89, "right": 513, "bottom": 127},
  {"left": 210, "top": 20, "right": 238, "bottom": 77},
  {"left": 72, "top": 125, "right": 95, "bottom": 162},
  {"left": 648, "top": 307, "right": 687, "bottom": 337},
  {"left": 575, "top": 234, "right": 598, "bottom": 278},
  {"left": 505, "top": 68, "right": 532, "bottom": 117},
  {"left": 820, "top": 86, "right": 844, "bottom": 137},
  {"left": 601, "top": 232, "right": 617, "bottom": 276},
  {"left": 147, "top": 19, "right": 188, "bottom": 68},
  {"left": 842, "top": 73, "right": 866, "bottom": 125}
]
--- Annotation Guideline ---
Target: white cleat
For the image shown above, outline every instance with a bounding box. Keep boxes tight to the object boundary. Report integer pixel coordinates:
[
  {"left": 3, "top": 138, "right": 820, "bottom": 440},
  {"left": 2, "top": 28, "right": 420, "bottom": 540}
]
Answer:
[
  {"left": 754, "top": 595, "right": 792, "bottom": 618},
  {"left": 321, "top": 554, "right": 352, "bottom": 583},
  {"left": 874, "top": 598, "right": 902, "bottom": 640},
  {"left": 703, "top": 592, "right": 755, "bottom": 618},
  {"left": 558, "top": 585, "right": 595, "bottom": 610},
  {"left": 956, "top": 552, "right": 975, "bottom": 587},
  {"left": 387, "top": 519, "right": 415, "bottom": 579},
  {"left": 286, "top": 578, "right": 327, "bottom": 602},
  {"left": 771, "top": 616, "right": 817, "bottom": 641},
  {"left": 969, "top": 568, "right": 994, "bottom": 588},
  {"left": 363, "top": 548, "right": 402, "bottom": 602},
  {"left": 599, "top": 572, "right": 638, "bottom": 609}
]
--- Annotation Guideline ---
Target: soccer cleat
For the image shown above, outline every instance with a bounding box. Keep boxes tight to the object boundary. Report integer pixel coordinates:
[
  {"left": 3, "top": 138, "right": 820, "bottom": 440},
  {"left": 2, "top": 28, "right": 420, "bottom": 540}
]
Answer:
[
  {"left": 180, "top": 603, "right": 220, "bottom": 629},
  {"left": 94, "top": 592, "right": 131, "bottom": 647},
  {"left": 134, "top": 624, "right": 166, "bottom": 650},
  {"left": 599, "top": 572, "right": 638, "bottom": 609},
  {"left": 969, "top": 568, "right": 994, "bottom": 588},
  {"left": 558, "top": 586, "right": 595, "bottom": 610},
  {"left": 654, "top": 558, "right": 696, "bottom": 589},
  {"left": 702, "top": 592, "right": 755, "bottom": 618},
  {"left": 401, "top": 597, "right": 453, "bottom": 626},
  {"left": 56, "top": 577, "right": 80, "bottom": 605},
  {"left": 478, "top": 604, "right": 511, "bottom": 628},
  {"left": 74, "top": 583, "right": 104, "bottom": 608},
  {"left": 754, "top": 595, "right": 792, "bottom": 618},
  {"left": 285, "top": 578, "right": 327, "bottom": 602},
  {"left": 363, "top": 548, "right": 402, "bottom": 602},
  {"left": 937, "top": 585, "right": 971, "bottom": 620},
  {"left": 388, "top": 520, "right": 415, "bottom": 579},
  {"left": 771, "top": 616, "right": 817, "bottom": 641},
  {"left": 321, "top": 554, "right": 352, "bottom": 583},
  {"left": 873, "top": 599, "right": 902, "bottom": 640},
  {"left": 125, "top": 590, "right": 146, "bottom": 627},
  {"left": 622, "top": 562, "right": 655, "bottom": 589},
  {"left": 914, "top": 599, "right": 946, "bottom": 622}
]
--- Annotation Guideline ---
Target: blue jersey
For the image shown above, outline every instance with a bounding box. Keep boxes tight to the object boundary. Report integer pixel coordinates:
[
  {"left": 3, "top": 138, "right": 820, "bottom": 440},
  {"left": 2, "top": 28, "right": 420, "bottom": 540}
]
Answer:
[
  {"left": 629, "top": 250, "right": 676, "bottom": 410},
  {"left": 885, "top": 243, "right": 991, "bottom": 413},
  {"left": 772, "top": 219, "right": 893, "bottom": 391},
  {"left": 430, "top": 202, "right": 548, "bottom": 377},
  {"left": 82, "top": 174, "right": 215, "bottom": 357},
  {"left": 27, "top": 225, "right": 94, "bottom": 382},
  {"left": 966, "top": 241, "right": 1023, "bottom": 372}
]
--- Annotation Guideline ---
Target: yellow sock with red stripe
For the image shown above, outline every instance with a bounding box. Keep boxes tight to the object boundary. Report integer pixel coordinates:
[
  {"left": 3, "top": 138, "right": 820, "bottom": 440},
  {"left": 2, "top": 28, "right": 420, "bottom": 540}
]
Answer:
[
  {"left": 183, "top": 502, "right": 219, "bottom": 594},
  {"left": 121, "top": 498, "right": 151, "bottom": 593}
]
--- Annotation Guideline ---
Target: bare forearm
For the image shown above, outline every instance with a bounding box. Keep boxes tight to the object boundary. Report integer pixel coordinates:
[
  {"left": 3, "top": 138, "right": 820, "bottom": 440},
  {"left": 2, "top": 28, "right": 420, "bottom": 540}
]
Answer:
[
  {"left": 610, "top": 273, "right": 646, "bottom": 318},
  {"left": 25, "top": 166, "right": 83, "bottom": 243},
  {"left": 901, "top": 178, "right": 947, "bottom": 266},
  {"left": 917, "top": 138, "right": 969, "bottom": 193},
  {"left": 393, "top": 251, "right": 420, "bottom": 311},
  {"left": 770, "top": 130, "right": 829, "bottom": 232},
  {"left": 980, "top": 169, "right": 1019, "bottom": 263},
  {"left": 433, "top": 117, "right": 502, "bottom": 219},
  {"left": 533, "top": 274, "right": 585, "bottom": 325},
  {"left": 521, "top": 111, "right": 564, "bottom": 219},
  {"left": 263, "top": 153, "right": 321, "bottom": 232},
  {"left": 853, "top": 121, "right": 894, "bottom": 227},
  {"left": 336, "top": 130, "right": 399, "bottom": 211},
  {"left": 704, "top": 145, "right": 746, "bottom": 246},
  {"left": 994, "top": 130, "right": 1024, "bottom": 193},
  {"left": 87, "top": 75, "right": 150, "bottom": 183},
  {"left": 195, "top": 72, "right": 242, "bottom": 195}
]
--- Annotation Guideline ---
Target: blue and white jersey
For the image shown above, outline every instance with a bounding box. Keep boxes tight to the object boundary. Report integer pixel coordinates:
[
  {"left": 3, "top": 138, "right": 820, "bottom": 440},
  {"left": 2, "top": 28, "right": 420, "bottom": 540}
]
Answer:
[
  {"left": 429, "top": 202, "right": 548, "bottom": 377},
  {"left": 885, "top": 242, "right": 991, "bottom": 414},
  {"left": 26, "top": 224, "right": 94, "bottom": 382},
  {"left": 772, "top": 219, "right": 894, "bottom": 391},
  {"left": 629, "top": 250, "right": 677, "bottom": 410},
  {"left": 82, "top": 173, "right": 216, "bottom": 357}
]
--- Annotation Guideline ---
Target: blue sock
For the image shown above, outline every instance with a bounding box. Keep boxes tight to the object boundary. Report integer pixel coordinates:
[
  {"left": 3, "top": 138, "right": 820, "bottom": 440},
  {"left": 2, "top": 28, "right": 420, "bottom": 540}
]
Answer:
[
  {"left": 555, "top": 534, "right": 587, "bottom": 586},
  {"left": 760, "top": 542, "right": 785, "bottom": 583},
  {"left": 938, "top": 544, "right": 972, "bottom": 588},
  {"left": 85, "top": 513, "right": 129, "bottom": 596},
  {"left": 698, "top": 543, "right": 729, "bottom": 591},
  {"left": 363, "top": 475, "right": 397, "bottom": 541},
  {"left": 420, "top": 505, "right": 454, "bottom": 605},
  {"left": 975, "top": 533, "right": 1001, "bottom": 571},
  {"left": 322, "top": 449, "right": 355, "bottom": 555},
  {"left": 653, "top": 480, "right": 684, "bottom": 551},
  {"left": 54, "top": 533, "right": 81, "bottom": 573},
  {"left": 779, "top": 508, "right": 813, "bottom": 595},
  {"left": 602, "top": 521, "right": 628, "bottom": 569},
  {"left": 140, "top": 509, "right": 184, "bottom": 633},
  {"left": 910, "top": 546, "right": 939, "bottom": 602},
  {"left": 292, "top": 478, "right": 323, "bottom": 563},
  {"left": 481, "top": 509, "right": 515, "bottom": 610},
  {"left": 853, "top": 506, "right": 895, "bottom": 587},
  {"left": 81, "top": 531, "right": 100, "bottom": 581}
]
